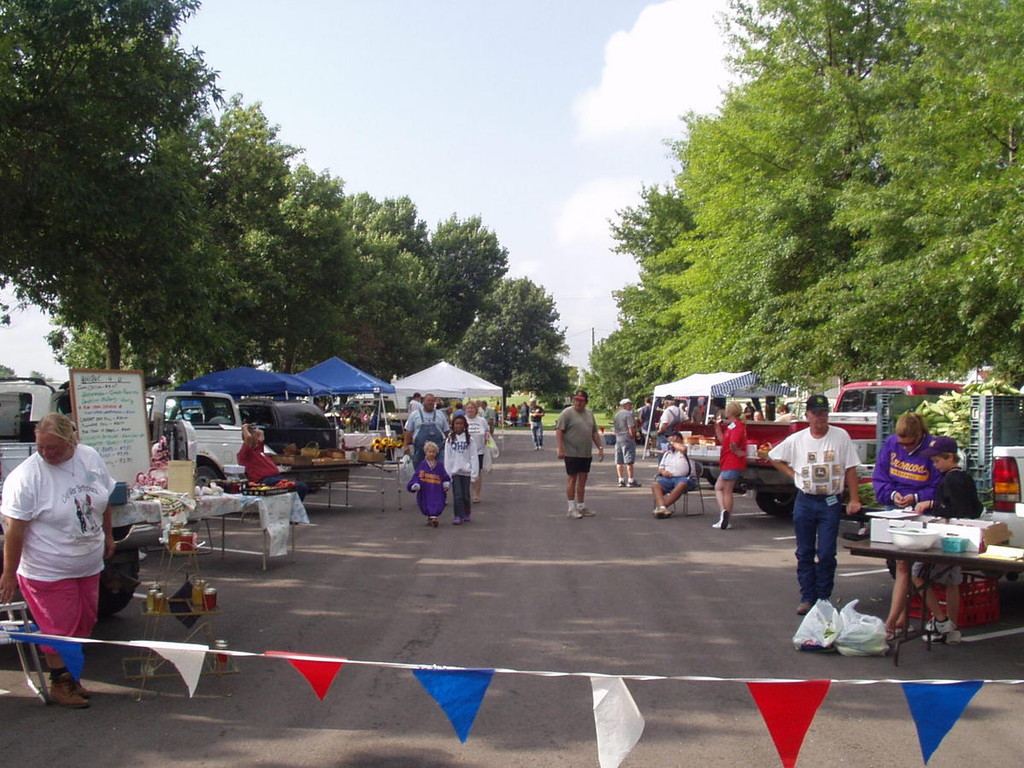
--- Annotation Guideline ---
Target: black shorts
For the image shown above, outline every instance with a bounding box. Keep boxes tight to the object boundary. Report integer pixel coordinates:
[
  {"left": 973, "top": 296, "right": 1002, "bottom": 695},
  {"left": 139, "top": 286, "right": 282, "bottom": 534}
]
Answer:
[{"left": 564, "top": 456, "right": 593, "bottom": 475}]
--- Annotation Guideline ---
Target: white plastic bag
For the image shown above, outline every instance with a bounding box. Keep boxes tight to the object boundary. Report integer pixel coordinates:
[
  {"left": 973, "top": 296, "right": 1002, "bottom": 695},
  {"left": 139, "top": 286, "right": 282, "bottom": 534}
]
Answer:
[
  {"left": 792, "top": 599, "right": 842, "bottom": 652},
  {"left": 486, "top": 436, "right": 500, "bottom": 459},
  {"left": 398, "top": 454, "right": 414, "bottom": 484},
  {"left": 835, "top": 600, "right": 888, "bottom": 657}
]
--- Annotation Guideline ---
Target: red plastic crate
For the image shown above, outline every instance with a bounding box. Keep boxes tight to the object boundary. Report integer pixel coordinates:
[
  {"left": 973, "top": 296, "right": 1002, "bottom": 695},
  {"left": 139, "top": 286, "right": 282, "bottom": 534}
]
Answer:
[{"left": 909, "top": 573, "right": 1000, "bottom": 628}]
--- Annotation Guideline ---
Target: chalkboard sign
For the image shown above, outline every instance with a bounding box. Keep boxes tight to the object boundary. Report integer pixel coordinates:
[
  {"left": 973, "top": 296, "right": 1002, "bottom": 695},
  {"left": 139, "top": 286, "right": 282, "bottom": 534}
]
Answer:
[{"left": 70, "top": 369, "right": 150, "bottom": 485}]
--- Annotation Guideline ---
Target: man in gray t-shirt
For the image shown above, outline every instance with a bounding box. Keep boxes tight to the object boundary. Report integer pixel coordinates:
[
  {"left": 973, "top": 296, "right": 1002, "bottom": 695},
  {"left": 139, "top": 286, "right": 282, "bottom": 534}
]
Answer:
[
  {"left": 555, "top": 389, "right": 604, "bottom": 519},
  {"left": 612, "top": 399, "right": 639, "bottom": 487}
]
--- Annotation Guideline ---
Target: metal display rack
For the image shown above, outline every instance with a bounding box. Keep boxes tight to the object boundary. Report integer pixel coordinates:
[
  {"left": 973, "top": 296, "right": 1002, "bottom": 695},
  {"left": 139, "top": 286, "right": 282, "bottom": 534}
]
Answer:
[{"left": 122, "top": 543, "right": 237, "bottom": 698}]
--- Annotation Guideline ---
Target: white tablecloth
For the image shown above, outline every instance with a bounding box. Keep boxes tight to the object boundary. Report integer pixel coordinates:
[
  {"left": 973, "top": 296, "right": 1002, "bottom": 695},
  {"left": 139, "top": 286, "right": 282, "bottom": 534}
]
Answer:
[{"left": 111, "top": 493, "right": 308, "bottom": 558}]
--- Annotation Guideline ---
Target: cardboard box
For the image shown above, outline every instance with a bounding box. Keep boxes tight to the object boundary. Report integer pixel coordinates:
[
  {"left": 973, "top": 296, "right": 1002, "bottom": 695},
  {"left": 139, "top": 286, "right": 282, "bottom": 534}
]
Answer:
[{"left": 870, "top": 518, "right": 926, "bottom": 544}]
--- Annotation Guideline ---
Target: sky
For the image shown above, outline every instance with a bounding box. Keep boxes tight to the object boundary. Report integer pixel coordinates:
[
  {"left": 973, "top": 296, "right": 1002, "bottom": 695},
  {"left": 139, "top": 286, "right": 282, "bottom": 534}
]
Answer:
[{"left": 0, "top": 0, "right": 733, "bottom": 381}]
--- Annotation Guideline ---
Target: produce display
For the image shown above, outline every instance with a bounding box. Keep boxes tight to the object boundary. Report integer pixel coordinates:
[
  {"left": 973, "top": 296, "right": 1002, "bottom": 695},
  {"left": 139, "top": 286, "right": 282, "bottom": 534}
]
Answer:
[
  {"left": 370, "top": 436, "right": 403, "bottom": 452},
  {"left": 912, "top": 380, "right": 1020, "bottom": 448},
  {"left": 244, "top": 479, "right": 298, "bottom": 496}
]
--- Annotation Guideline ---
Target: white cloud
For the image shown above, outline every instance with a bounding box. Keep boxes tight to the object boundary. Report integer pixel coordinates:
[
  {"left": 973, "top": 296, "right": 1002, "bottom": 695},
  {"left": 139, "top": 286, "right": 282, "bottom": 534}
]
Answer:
[
  {"left": 573, "top": 0, "right": 732, "bottom": 141},
  {"left": 554, "top": 176, "right": 644, "bottom": 249}
]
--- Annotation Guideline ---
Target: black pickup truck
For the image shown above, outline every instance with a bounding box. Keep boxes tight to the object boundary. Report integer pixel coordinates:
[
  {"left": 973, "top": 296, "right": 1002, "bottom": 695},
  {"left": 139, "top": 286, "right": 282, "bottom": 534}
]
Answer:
[{"left": 236, "top": 399, "right": 338, "bottom": 454}]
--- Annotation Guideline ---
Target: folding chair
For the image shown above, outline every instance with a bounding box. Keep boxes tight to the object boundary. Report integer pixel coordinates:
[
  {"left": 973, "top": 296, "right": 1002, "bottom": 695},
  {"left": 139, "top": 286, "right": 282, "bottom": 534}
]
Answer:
[
  {"left": 671, "top": 460, "right": 707, "bottom": 517},
  {"left": 0, "top": 601, "right": 49, "bottom": 703}
]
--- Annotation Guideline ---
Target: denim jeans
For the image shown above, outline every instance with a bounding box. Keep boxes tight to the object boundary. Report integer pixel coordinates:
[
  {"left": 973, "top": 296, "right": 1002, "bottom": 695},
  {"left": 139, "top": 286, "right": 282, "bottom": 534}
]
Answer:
[
  {"left": 792, "top": 490, "right": 843, "bottom": 603},
  {"left": 531, "top": 422, "right": 544, "bottom": 447}
]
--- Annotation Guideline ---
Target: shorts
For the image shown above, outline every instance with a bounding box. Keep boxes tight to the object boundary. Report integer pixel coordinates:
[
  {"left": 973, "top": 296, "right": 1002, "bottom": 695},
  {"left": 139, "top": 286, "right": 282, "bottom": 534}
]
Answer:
[
  {"left": 655, "top": 475, "right": 697, "bottom": 493},
  {"left": 718, "top": 469, "right": 742, "bottom": 481},
  {"left": 17, "top": 572, "right": 100, "bottom": 655},
  {"left": 564, "top": 456, "right": 594, "bottom": 475},
  {"left": 615, "top": 441, "right": 636, "bottom": 465},
  {"left": 912, "top": 562, "right": 963, "bottom": 585}
]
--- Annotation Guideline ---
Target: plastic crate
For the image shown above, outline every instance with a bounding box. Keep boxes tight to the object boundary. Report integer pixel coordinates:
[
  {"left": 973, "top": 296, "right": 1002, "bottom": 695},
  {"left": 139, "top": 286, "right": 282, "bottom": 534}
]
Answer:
[{"left": 909, "top": 572, "right": 1000, "bottom": 628}]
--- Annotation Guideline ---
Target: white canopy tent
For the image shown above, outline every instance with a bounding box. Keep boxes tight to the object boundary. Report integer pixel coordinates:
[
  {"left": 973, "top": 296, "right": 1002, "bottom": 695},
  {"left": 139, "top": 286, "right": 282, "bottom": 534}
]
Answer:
[
  {"left": 391, "top": 361, "right": 503, "bottom": 401},
  {"left": 644, "top": 372, "right": 791, "bottom": 456}
]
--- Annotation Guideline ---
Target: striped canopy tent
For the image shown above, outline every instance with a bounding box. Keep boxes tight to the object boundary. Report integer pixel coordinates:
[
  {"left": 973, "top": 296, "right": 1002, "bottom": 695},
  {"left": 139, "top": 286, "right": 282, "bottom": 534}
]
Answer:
[{"left": 646, "top": 372, "right": 792, "bottom": 442}]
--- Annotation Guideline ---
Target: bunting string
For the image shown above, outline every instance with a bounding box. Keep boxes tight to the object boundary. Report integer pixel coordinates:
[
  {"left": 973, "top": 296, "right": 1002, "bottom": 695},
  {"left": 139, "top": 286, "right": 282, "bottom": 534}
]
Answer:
[
  {"left": 9, "top": 631, "right": 1024, "bottom": 686},
  {"left": 5, "top": 632, "right": 1010, "bottom": 766}
]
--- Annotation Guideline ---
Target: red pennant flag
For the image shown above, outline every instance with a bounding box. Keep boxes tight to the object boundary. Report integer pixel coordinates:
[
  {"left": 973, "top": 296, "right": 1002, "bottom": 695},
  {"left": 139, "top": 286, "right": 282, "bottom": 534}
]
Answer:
[
  {"left": 265, "top": 651, "right": 345, "bottom": 701},
  {"left": 747, "top": 680, "right": 831, "bottom": 768}
]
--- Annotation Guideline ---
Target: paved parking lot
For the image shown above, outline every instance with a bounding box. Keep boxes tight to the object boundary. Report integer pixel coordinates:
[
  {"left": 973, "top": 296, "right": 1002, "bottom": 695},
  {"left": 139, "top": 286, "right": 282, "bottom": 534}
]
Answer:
[{"left": 3, "top": 429, "right": 1024, "bottom": 766}]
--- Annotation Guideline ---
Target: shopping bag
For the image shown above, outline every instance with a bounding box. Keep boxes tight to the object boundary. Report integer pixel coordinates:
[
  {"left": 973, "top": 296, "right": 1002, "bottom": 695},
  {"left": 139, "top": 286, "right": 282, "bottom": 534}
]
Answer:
[
  {"left": 792, "top": 600, "right": 842, "bottom": 652},
  {"left": 486, "top": 436, "right": 500, "bottom": 459},
  {"left": 834, "top": 600, "right": 888, "bottom": 657},
  {"left": 398, "top": 454, "right": 414, "bottom": 484}
]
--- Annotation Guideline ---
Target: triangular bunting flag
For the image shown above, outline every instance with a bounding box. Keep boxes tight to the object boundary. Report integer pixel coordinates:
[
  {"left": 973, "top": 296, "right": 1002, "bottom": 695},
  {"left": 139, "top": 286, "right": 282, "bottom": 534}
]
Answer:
[
  {"left": 9, "top": 632, "right": 85, "bottom": 681},
  {"left": 902, "top": 681, "right": 984, "bottom": 764},
  {"left": 413, "top": 668, "right": 494, "bottom": 742},
  {"left": 590, "top": 676, "right": 645, "bottom": 768},
  {"left": 265, "top": 651, "right": 344, "bottom": 700},
  {"left": 130, "top": 640, "right": 208, "bottom": 697},
  {"left": 748, "top": 680, "right": 831, "bottom": 768}
]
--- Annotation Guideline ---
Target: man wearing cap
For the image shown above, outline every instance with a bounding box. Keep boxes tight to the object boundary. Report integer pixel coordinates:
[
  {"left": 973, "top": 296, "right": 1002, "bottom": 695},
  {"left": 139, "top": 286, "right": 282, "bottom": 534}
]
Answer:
[
  {"left": 555, "top": 389, "right": 604, "bottom": 518},
  {"left": 613, "top": 398, "right": 640, "bottom": 487},
  {"left": 768, "top": 394, "right": 862, "bottom": 615}
]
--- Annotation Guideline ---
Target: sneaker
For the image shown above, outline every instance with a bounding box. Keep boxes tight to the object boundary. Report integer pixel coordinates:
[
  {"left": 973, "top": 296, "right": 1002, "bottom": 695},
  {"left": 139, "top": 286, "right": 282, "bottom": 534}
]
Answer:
[
  {"left": 712, "top": 511, "right": 731, "bottom": 530},
  {"left": 924, "top": 617, "right": 961, "bottom": 644},
  {"left": 49, "top": 673, "right": 90, "bottom": 708},
  {"left": 567, "top": 501, "right": 582, "bottom": 519},
  {"left": 617, "top": 478, "right": 626, "bottom": 487},
  {"left": 654, "top": 506, "right": 670, "bottom": 518},
  {"left": 428, "top": 516, "right": 439, "bottom": 528},
  {"left": 452, "top": 517, "right": 463, "bottom": 525},
  {"left": 627, "top": 479, "right": 641, "bottom": 487},
  {"left": 578, "top": 504, "right": 596, "bottom": 517}
]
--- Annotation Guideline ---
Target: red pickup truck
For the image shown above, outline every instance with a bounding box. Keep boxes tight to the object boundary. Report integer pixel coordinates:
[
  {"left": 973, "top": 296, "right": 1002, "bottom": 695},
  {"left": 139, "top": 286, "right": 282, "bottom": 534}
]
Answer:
[{"left": 689, "top": 380, "right": 962, "bottom": 516}]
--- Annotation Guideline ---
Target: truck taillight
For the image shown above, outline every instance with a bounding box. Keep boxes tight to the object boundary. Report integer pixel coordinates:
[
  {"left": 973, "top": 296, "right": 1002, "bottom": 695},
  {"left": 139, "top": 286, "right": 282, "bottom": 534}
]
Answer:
[{"left": 992, "top": 457, "right": 1021, "bottom": 512}]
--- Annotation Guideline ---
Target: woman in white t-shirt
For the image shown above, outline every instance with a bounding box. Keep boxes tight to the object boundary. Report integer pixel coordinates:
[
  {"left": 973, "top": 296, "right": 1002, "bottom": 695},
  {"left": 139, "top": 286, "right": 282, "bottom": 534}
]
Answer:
[
  {"left": 464, "top": 401, "right": 491, "bottom": 503},
  {"left": 0, "top": 413, "right": 115, "bottom": 708}
]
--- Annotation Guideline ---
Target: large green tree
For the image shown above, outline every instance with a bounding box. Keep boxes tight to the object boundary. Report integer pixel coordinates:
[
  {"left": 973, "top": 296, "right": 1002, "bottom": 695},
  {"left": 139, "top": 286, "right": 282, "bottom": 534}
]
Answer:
[
  {"left": 424, "top": 215, "right": 509, "bottom": 351},
  {"left": 0, "top": 0, "right": 217, "bottom": 368},
  {"left": 607, "top": 0, "right": 1024, "bottom": 388},
  {"left": 456, "top": 277, "right": 569, "bottom": 396}
]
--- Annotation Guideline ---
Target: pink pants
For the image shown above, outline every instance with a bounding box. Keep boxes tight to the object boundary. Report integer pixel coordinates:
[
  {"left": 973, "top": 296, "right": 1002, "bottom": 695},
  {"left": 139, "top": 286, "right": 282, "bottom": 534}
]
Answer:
[{"left": 17, "top": 573, "right": 100, "bottom": 657}]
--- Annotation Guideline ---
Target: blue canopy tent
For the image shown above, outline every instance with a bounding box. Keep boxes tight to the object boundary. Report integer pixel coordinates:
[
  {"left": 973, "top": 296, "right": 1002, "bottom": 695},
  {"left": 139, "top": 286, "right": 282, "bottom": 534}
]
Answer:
[
  {"left": 177, "top": 367, "right": 330, "bottom": 398},
  {"left": 299, "top": 357, "right": 395, "bottom": 395},
  {"left": 300, "top": 357, "right": 397, "bottom": 435}
]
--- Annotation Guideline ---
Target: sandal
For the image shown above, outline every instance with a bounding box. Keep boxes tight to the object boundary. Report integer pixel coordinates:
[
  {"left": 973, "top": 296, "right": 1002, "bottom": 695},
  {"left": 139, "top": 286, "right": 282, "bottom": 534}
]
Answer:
[{"left": 885, "top": 626, "right": 906, "bottom": 642}]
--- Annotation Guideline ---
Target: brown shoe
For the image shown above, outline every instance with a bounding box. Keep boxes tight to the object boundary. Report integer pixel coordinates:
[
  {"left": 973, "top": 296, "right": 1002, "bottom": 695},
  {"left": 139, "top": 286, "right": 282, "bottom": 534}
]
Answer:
[
  {"left": 71, "top": 678, "right": 91, "bottom": 699},
  {"left": 49, "top": 672, "right": 90, "bottom": 708},
  {"left": 796, "top": 601, "right": 814, "bottom": 616}
]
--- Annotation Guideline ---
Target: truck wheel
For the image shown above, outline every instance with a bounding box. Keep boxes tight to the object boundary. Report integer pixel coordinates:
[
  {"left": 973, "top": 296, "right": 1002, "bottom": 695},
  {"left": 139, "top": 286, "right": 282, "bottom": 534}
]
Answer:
[
  {"left": 755, "top": 490, "right": 797, "bottom": 517},
  {"left": 195, "top": 463, "right": 223, "bottom": 486},
  {"left": 98, "top": 548, "right": 141, "bottom": 617}
]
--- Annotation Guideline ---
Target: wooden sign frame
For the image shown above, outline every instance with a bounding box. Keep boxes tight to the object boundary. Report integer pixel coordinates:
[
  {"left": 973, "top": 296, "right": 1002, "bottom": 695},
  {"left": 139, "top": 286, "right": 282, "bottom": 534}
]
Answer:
[{"left": 69, "top": 368, "right": 150, "bottom": 485}]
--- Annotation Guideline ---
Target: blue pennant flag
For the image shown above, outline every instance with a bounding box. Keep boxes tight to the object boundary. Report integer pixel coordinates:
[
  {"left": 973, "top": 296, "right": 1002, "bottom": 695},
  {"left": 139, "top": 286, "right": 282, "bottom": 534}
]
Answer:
[
  {"left": 8, "top": 632, "right": 86, "bottom": 681},
  {"left": 902, "top": 681, "right": 984, "bottom": 764},
  {"left": 413, "top": 668, "right": 495, "bottom": 743}
]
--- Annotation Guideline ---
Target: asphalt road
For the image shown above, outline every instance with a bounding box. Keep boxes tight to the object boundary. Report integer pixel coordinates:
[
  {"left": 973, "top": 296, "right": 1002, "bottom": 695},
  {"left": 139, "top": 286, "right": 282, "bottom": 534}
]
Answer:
[{"left": 3, "top": 430, "right": 1024, "bottom": 766}]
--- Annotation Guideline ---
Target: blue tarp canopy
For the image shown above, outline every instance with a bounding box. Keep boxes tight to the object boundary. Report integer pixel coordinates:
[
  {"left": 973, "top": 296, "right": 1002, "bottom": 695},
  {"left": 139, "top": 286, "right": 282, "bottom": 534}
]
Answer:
[
  {"left": 177, "top": 367, "right": 330, "bottom": 397},
  {"left": 299, "top": 357, "right": 395, "bottom": 395}
]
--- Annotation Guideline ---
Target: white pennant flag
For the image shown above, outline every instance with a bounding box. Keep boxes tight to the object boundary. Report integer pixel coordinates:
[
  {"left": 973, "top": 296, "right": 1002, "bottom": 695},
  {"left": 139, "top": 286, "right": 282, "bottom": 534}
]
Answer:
[
  {"left": 591, "top": 676, "right": 645, "bottom": 768},
  {"left": 130, "top": 640, "right": 209, "bottom": 697}
]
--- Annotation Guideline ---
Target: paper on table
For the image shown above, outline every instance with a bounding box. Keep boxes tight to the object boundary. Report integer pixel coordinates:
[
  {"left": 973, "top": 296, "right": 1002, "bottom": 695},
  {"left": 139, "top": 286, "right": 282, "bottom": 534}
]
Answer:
[
  {"left": 979, "top": 545, "right": 1024, "bottom": 561},
  {"left": 866, "top": 508, "right": 919, "bottom": 519}
]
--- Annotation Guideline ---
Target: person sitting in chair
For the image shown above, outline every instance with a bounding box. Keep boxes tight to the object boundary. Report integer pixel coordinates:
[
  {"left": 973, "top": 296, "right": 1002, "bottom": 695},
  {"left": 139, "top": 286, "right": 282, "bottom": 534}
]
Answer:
[{"left": 651, "top": 434, "right": 697, "bottom": 518}]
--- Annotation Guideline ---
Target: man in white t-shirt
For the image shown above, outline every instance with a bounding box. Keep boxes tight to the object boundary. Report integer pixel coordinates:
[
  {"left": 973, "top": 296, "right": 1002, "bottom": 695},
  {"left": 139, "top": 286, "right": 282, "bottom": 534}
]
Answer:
[
  {"left": 656, "top": 396, "right": 687, "bottom": 450},
  {"left": 769, "top": 394, "right": 862, "bottom": 616}
]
